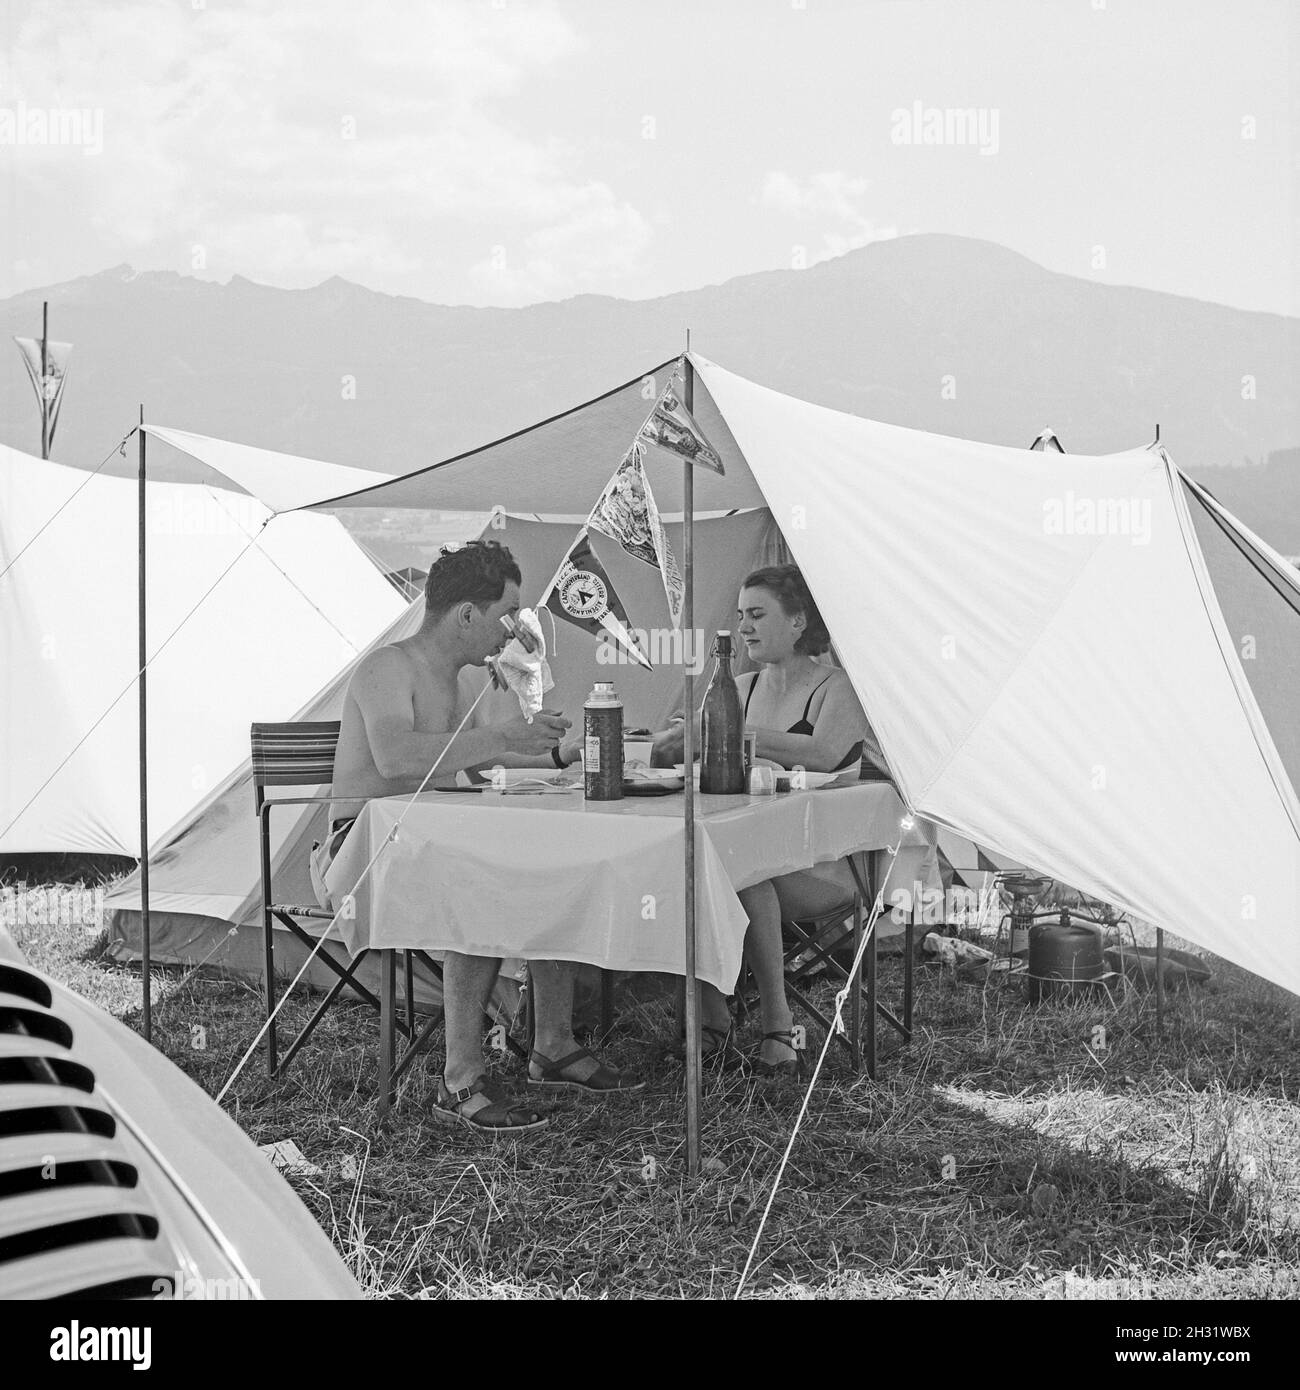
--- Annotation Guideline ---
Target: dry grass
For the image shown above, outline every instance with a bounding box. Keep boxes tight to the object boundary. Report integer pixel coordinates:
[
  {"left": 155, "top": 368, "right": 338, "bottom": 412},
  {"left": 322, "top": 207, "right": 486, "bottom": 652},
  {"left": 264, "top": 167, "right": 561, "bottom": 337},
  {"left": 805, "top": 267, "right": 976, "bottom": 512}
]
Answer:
[{"left": 9, "top": 883, "right": 1300, "bottom": 1300}]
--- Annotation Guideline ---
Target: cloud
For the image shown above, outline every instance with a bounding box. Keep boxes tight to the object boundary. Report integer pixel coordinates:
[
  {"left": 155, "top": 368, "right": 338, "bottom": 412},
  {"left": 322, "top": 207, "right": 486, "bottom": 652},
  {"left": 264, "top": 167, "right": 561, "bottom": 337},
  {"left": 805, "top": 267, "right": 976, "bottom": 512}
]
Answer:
[
  {"left": 2, "top": 0, "right": 652, "bottom": 303},
  {"left": 759, "top": 169, "right": 899, "bottom": 265}
]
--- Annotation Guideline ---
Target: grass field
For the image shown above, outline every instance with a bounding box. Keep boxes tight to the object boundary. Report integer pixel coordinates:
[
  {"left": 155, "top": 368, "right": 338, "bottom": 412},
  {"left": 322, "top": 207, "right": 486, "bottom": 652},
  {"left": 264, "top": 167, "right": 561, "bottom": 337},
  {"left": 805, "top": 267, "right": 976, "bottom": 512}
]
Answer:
[{"left": 6, "top": 881, "right": 1300, "bottom": 1300}]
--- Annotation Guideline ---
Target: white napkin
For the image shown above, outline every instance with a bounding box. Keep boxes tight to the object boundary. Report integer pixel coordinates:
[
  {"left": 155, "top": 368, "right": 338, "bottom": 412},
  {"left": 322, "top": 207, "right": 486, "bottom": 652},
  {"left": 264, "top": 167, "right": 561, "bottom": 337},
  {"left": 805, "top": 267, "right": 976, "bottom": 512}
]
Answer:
[{"left": 491, "top": 607, "right": 553, "bottom": 719}]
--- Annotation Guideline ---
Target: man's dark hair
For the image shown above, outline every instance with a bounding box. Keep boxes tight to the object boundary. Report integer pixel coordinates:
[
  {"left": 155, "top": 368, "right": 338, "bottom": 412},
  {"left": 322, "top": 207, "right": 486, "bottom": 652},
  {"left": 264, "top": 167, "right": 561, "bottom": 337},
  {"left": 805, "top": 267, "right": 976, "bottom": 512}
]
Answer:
[
  {"left": 424, "top": 540, "right": 522, "bottom": 618},
  {"left": 741, "top": 564, "right": 832, "bottom": 656}
]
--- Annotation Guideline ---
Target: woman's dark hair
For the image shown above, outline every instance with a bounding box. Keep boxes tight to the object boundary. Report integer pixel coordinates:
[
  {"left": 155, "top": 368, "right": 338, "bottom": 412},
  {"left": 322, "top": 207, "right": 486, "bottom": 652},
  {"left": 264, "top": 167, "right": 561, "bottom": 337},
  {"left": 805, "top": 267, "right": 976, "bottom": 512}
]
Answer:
[
  {"left": 741, "top": 565, "right": 831, "bottom": 656},
  {"left": 424, "top": 540, "right": 522, "bottom": 617}
]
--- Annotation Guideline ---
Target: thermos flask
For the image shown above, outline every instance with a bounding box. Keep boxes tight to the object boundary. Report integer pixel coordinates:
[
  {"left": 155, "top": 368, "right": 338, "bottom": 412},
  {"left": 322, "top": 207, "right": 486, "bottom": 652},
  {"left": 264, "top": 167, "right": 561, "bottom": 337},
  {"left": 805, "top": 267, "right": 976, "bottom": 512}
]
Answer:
[{"left": 584, "top": 682, "right": 624, "bottom": 801}]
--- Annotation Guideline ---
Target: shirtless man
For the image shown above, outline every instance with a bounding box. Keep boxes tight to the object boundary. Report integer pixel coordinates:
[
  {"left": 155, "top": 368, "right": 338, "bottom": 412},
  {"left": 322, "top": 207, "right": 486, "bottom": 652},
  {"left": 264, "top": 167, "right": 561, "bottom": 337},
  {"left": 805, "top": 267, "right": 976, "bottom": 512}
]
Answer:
[{"left": 329, "top": 540, "right": 643, "bottom": 1133}]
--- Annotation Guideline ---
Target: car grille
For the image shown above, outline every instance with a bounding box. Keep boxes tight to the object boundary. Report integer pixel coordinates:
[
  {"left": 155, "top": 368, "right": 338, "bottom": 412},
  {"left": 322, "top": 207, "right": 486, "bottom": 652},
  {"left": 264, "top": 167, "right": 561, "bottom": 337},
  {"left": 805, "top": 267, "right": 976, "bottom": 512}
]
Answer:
[{"left": 0, "top": 963, "right": 176, "bottom": 1299}]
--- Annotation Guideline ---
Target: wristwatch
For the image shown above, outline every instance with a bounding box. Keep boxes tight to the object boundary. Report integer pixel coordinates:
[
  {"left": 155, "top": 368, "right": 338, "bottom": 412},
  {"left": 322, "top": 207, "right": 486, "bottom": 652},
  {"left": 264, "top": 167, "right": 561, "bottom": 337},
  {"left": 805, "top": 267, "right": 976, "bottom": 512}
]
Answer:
[{"left": 551, "top": 745, "right": 567, "bottom": 770}]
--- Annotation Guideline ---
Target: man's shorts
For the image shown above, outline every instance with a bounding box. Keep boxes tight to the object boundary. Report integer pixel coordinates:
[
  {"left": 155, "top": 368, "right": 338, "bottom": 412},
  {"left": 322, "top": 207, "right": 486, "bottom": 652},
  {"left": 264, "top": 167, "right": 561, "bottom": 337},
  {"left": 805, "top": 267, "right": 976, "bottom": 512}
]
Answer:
[{"left": 308, "top": 817, "right": 356, "bottom": 912}]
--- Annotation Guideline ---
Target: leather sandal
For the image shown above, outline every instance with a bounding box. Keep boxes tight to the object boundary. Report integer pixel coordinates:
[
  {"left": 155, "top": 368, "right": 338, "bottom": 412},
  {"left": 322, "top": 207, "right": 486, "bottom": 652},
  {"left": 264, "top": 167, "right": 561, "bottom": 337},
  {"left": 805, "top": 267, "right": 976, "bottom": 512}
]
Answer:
[
  {"left": 668, "top": 1023, "right": 750, "bottom": 1074},
  {"left": 429, "top": 1074, "right": 549, "bottom": 1133},
  {"left": 753, "top": 1030, "right": 805, "bottom": 1080},
  {"left": 527, "top": 1045, "right": 646, "bottom": 1094}
]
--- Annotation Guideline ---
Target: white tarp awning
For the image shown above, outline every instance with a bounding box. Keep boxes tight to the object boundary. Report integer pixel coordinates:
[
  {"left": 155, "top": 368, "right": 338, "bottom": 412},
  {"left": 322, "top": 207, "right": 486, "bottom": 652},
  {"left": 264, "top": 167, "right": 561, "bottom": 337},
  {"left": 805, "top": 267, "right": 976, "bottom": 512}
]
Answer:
[
  {"left": 693, "top": 353, "right": 1300, "bottom": 995},
  {"left": 144, "top": 424, "right": 394, "bottom": 514}
]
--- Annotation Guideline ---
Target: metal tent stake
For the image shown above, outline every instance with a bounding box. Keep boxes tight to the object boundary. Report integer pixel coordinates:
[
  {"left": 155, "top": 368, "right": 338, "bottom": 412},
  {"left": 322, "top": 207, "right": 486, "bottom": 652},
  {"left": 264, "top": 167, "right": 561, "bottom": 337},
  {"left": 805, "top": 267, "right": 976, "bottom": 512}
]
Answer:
[
  {"left": 138, "top": 408, "right": 152, "bottom": 1044},
  {"left": 682, "top": 353, "right": 701, "bottom": 1178}
]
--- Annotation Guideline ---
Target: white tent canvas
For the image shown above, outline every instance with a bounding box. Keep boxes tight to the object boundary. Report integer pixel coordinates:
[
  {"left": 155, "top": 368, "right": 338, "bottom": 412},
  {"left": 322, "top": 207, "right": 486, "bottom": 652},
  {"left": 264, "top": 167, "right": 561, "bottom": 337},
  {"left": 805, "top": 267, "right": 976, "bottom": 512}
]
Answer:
[
  {"left": 691, "top": 355, "right": 1300, "bottom": 996},
  {"left": 0, "top": 443, "right": 404, "bottom": 856}
]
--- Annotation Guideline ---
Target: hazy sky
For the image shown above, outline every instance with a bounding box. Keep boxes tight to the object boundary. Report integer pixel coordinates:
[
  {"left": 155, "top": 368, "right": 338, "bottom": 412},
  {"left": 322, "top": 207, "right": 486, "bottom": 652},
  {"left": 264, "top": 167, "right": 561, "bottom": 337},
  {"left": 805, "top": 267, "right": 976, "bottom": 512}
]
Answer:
[{"left": 1, "top": 0, "right": 1296, "bottom": 314}]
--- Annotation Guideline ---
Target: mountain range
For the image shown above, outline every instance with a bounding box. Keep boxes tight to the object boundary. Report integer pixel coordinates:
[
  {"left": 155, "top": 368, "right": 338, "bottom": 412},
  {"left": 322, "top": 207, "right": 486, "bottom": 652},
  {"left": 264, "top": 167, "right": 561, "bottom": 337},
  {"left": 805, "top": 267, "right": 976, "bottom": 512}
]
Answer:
[{"left": 2, "top": 233, "right": 1297, "bottom": 554}]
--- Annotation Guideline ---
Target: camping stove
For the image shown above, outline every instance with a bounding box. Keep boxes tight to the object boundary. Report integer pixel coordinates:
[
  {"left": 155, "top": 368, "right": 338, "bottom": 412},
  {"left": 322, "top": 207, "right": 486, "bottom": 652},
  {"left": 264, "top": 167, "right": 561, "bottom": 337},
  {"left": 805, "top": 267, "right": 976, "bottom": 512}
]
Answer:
[{"left": 996, "top": 873, "right": 1053, "bottom": 964}]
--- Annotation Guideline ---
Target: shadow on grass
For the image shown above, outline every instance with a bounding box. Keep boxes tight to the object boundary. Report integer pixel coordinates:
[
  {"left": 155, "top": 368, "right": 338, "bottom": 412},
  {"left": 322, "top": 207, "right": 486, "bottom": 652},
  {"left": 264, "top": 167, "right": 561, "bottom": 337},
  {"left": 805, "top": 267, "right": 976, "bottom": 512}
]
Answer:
[{"left": 125, "top": 955, "right": 1299, "bottom": 1299}]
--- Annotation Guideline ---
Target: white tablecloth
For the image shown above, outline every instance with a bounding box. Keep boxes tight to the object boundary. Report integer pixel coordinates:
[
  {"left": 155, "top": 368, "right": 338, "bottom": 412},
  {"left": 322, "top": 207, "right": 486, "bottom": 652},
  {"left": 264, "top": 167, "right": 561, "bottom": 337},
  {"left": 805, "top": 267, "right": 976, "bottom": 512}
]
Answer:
[{"left": 325, "top": 782, "right": 930, "bottom": 993}]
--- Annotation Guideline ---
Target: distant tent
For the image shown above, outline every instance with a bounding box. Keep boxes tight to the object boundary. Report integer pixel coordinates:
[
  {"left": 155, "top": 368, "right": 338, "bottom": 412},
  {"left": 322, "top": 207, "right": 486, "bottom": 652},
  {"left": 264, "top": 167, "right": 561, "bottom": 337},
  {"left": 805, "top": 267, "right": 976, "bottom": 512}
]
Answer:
[
  {"left": 1029, "top": 429, "right": 1066, "bottom": 453},
  {"left": 384, "top": 566, "right": 427, "bottom": 601},
  {"left": 0, "top": 443, "right": 404, "bottom": 856}
]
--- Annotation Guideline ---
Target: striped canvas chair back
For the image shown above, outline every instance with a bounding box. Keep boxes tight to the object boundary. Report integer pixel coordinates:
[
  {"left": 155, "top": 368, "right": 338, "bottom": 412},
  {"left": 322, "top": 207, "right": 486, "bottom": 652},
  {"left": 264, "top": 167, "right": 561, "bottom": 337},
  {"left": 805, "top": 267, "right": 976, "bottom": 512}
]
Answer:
[{"left": 250, "top": 721, "right": 341, "bottom": 812}]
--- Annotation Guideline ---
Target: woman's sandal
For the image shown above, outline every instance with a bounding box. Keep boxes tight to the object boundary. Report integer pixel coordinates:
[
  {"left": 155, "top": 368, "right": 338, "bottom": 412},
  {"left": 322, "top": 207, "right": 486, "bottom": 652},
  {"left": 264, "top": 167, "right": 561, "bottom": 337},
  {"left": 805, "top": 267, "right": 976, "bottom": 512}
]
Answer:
[
  {"left": 429, "top": 1074, "right": 550, "bottom": 1133},
  {"left": 752, "top": 1030, "right": 806, "bottom": 1080},
  {"left": 527, "top": 1045, "right": 646, "bottom": 1094},
  {"left": 669, "top": 1023, "right": 751, "bottom": 1074}
]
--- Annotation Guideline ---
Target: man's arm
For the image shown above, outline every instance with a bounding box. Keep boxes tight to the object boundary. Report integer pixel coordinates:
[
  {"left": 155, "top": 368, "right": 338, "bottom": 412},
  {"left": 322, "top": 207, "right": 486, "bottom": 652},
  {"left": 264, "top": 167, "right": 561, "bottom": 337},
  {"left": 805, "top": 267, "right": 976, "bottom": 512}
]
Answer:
[
  {"left": 469, "top": 740, "right": 583, "bottom": 773},
  {"left": 460, "top": 670, "right": 581, "bottom": 775},
  {"left": 353, "top": 649, "right": 566, "bottom": 780}
]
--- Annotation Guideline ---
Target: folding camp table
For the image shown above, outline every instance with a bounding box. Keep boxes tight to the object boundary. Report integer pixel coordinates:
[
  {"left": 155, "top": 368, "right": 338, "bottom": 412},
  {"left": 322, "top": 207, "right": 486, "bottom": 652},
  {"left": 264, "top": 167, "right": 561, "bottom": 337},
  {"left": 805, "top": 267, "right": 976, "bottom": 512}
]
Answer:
[{"left": 324, "top": 780, "right": 933, "bottom": 1114}]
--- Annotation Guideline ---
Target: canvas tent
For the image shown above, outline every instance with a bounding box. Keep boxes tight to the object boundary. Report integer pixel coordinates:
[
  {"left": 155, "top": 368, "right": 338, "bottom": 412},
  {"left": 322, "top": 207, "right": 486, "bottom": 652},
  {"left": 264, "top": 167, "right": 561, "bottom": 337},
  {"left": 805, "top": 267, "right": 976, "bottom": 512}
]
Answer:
[
  {"left": 0, "top": 442, "right": 404, "bottom": 856},
  {"left": 105, "top": 353, "right": 1300, "bottom": 999}
]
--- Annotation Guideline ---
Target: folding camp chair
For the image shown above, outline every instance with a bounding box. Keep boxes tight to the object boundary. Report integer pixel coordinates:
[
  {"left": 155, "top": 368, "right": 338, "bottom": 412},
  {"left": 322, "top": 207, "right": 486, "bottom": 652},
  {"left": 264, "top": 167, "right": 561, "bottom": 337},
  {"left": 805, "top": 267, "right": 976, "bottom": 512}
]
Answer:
[
  {"left": 252, "top": 720, "right": 432, "bottom": 1079},
  {"left": 736, "top": 851, "right": 915, "bottom": 1078}
]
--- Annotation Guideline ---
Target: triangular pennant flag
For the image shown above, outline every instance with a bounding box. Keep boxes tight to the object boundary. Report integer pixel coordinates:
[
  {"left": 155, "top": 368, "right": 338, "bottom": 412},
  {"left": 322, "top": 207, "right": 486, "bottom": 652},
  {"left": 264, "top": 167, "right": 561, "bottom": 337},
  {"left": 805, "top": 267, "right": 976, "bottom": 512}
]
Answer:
[
  {"left": 14, "top": 337, "right": 73, "bottom": 447},
  {"left": 588, "top": 443, "right": 684, "bottom": 627},
  {"left": 639, "top": 383, "right": 724, "bottom": 474},
  {"left": 542, "top": 531, "right": 653, "bottom": 669}
]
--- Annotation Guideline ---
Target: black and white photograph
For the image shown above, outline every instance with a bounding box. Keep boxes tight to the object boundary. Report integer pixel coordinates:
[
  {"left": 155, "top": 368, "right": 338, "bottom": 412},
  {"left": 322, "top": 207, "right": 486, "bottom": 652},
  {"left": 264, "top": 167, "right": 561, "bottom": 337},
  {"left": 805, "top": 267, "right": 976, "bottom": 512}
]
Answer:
[{"left": 0, "top": 0, "right": 1297, "bottom": 1331}]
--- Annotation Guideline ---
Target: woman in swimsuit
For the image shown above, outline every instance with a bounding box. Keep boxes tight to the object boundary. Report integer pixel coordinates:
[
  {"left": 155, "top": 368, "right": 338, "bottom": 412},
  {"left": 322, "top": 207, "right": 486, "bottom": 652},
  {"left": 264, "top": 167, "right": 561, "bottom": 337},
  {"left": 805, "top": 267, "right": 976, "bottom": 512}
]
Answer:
[{"left": 657, "top": 564, "right": 877, "bottom": 1075}]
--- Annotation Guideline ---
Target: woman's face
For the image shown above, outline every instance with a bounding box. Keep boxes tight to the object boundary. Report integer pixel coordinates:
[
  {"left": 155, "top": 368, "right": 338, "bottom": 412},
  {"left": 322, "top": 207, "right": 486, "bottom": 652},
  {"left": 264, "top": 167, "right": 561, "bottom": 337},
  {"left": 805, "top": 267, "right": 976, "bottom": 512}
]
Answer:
[{"left": 737, "top": 585, "right": 803, "bottom": 664}]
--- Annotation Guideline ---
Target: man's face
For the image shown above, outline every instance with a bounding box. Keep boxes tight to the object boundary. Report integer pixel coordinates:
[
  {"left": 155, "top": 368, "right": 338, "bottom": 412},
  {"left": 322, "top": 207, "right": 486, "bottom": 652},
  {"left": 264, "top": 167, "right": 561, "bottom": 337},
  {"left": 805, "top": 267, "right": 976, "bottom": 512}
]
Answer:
[{"left": 472, "top": 580, "right": 522, "bottom": 662}]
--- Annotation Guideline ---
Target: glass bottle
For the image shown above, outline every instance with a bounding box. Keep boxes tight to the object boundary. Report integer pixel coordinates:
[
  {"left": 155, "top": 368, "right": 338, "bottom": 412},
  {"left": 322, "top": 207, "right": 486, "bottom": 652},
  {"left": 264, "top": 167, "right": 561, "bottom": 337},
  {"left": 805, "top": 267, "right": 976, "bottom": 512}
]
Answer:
[{"left": 700, "top": 632, "right": 745, "bottom": 794}]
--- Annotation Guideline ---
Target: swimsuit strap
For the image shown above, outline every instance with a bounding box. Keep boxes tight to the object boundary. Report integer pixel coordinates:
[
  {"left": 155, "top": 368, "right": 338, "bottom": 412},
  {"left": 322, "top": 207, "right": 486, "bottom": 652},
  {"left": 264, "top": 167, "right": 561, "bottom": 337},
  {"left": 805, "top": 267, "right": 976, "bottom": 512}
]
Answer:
[
  {"left": 800, "top": 674, "right": 834, "bottom": 726},
  {"left": 744, "top": 669, "right": 834, "bottom": 731},
  {"left": 747, "top": 668, "right": 861, "bottom": 773}
]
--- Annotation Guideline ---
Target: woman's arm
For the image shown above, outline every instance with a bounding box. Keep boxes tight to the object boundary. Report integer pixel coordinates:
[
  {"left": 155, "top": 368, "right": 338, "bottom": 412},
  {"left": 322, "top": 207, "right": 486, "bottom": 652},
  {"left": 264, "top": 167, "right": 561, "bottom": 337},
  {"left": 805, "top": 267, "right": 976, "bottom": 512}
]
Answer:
[
  {"left": 749, "top": 674, "right": 867, "bottom": 773},
  {"left": 649, "top": 669, "right": 760, "bottom": 766}
]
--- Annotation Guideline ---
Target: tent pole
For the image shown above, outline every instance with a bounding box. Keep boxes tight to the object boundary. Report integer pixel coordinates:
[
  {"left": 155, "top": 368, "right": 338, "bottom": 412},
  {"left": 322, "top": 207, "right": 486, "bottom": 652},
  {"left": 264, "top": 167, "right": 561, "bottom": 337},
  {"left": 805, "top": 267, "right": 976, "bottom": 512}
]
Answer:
[
  {"left": 138, "top": 407, "right": 152, "bottom": 1044},
  {"left": 40, "top": 302, "right": 49, "bottom": 460},
  {"left": 1155, "top": 925, "right": 1164, "bottom": 1036},
  {"left": 682, "top": 352, "right": 701, "bottom": 1178}
]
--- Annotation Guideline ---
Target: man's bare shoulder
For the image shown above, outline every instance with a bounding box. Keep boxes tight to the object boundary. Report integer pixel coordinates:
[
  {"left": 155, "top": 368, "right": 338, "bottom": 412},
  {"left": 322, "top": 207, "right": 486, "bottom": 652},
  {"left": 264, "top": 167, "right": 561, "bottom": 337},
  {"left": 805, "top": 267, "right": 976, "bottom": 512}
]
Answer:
[{"left": 347, "top": 644, "right": 415, "bottom": 699}]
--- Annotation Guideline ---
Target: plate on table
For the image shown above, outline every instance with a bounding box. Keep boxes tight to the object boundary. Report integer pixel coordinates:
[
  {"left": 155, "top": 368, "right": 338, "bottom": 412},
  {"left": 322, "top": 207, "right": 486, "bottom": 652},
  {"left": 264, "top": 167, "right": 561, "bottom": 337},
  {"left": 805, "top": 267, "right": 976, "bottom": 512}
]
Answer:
[
  {"left": 623, "top": 767, "right": 684, "bottom": 795},
  {"left": 774, "top": 770, "right": 840, "bottom": 792},
  {"left": 487, "top": 768, "right": 580, "bottom": 794},
  {"left": 672, "top": 762, "right": 838, "bottom": 792}
]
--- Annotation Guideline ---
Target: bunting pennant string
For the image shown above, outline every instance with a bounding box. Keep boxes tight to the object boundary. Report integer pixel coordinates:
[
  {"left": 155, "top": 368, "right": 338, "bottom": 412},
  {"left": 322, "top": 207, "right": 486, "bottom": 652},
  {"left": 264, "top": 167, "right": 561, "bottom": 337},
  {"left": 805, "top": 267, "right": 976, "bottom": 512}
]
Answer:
[
  {"left": 587, "top": 439, "right": 684, "bottom": 628},
  {"left": 534, "top": 357, "right": 716, "bottom": 656},
  {"left": 638, "top": 376, "right": 724, "bottom": 474},
  {"left": 541, "top": 529, "right": 653, "bottom": 669},
  {"left": 14, "top": 336, "right": 73, "bottom": 447}
]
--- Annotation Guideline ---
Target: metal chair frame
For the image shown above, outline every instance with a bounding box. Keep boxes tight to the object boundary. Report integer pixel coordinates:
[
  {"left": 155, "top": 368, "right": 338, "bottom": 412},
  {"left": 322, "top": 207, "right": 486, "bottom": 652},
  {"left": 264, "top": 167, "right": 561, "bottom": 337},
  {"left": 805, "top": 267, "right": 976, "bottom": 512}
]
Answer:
[
  {"left": 252, "top": 721, "right": 431, "bottom": 1079},
  {"left": 736, "top": 852, "right": 915, "bottom": 1078}
]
